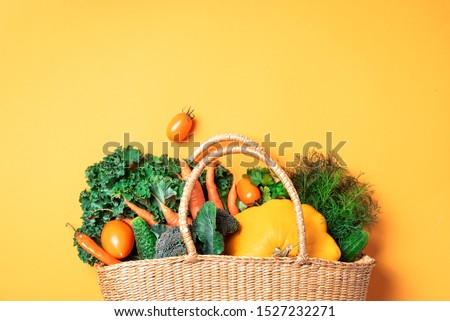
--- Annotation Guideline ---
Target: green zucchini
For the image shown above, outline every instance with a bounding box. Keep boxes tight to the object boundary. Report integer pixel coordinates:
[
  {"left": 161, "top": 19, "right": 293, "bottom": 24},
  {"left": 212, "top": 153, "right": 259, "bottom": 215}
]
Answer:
[
  {"left": 339, "top": 229, "right": 369, "bottom": 262},
  {"left": 131, "top": 217, "right": 157, "bottom": 260}
]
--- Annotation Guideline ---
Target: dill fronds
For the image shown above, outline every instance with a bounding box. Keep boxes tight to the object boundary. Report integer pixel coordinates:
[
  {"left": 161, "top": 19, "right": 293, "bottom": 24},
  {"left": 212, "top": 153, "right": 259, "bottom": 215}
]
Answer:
[{"left": 286, "top": 151, "right": 380, "bottom": 245}]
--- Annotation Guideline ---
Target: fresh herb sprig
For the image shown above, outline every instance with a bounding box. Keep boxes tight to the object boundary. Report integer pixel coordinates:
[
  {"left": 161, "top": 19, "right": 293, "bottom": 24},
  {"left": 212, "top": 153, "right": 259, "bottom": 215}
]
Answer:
[
  {"left": 245, "top": 166, "right": 289, "bottom": 202},
  {"left": 286, "top": 151, "right": 380, "bottom": 244}
]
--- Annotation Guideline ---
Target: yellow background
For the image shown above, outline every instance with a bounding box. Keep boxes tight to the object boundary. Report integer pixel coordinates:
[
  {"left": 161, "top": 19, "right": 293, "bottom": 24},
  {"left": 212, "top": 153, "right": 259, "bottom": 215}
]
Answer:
[{"left": 1, "top": 0, "right": 449, "bottom": 300}]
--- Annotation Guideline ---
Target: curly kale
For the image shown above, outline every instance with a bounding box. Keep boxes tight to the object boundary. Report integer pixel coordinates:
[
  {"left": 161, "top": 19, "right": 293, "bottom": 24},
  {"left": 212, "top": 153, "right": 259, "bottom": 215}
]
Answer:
[
  {"left": 75, "top": 145, "right": 236, "bottom": 265},
  {"left": 76, "top": 146, "right": 141, "bottom": 265},
  {"left": 76, "top": 146, "right": 185, "bottom": 265},
  {"left": 112, "top": 154, "right": 184, "bottom": 223},
  {"left": 80, "top": 146, "right": 141, "bottom": 228}
]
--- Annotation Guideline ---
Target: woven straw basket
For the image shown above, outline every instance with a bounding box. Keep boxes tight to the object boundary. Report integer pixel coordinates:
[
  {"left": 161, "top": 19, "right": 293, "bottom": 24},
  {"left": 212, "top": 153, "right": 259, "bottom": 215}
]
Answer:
[{"left": 96, "top": 133, "right": 376, "bottom": 301}]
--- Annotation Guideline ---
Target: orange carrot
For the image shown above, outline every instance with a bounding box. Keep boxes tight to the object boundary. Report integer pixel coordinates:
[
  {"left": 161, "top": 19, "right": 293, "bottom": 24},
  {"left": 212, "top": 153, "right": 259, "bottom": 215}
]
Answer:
[
  {"left": 179, "top": 157, "right": 191, "bottom": 179},
  {"left": 227, "top": 179, "right": 240, "bottom": 216},
  {"left": 190, "top": 181, "right": 206, "bottom": 219},
  {"left": 206, "top": 163, "right": 224, "bottom": 210},
  {"left": 179, "top": 157, "right": 205, "bottom": 219},
  {"left": 120, "top": 217, "right": 134, "bottom": 227},
  {"left": 66, "top": 223, "right": 120, "bottom": 266},
  {"left": 124, "top": 198, "right": 160, "bottom": 226},
  {"left": 153, "top": 195, "right": 192, "bottom": 226}
]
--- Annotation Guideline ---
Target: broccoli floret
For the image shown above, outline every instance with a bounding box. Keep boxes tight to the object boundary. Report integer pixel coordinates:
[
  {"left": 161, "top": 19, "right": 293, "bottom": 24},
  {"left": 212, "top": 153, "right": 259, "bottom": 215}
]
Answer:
[
  {"left": 154, "top": 225, "right": 199, "bottom": 258},
  {"left": 154, "top": 226, "right": 187, "bottom": 259},
  {"left": 215, "top": 208, "right": 240, "bottom": 235},
  {"left": 153, "top": 207, "right": 239, "bottom": 259}
]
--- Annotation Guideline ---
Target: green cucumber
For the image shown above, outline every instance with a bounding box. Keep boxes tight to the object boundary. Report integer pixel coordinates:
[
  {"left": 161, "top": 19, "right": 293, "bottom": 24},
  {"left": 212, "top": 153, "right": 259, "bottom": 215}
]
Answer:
[
  {"left": 132, "top": 217, "right": 157, "bottom": 260},
  {"left": 339, "top": 229, "right": 369, "bottom": 262}
]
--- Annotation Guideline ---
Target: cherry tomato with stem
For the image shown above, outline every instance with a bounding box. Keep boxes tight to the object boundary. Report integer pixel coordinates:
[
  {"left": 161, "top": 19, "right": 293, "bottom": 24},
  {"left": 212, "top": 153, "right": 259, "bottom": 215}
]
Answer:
[{"left": 166, "top": 107, "right": 195, "bottom": 142}]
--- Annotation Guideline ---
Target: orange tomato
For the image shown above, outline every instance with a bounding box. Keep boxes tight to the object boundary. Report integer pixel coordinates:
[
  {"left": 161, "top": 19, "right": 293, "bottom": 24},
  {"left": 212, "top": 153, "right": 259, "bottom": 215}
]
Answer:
[
  {"left": 100, "top": 220, "right": 135, "bottom": 259},
  {"left": 236, "top": 178, "right": 261, "bottom": 206},
  {"left": 166, "top": 107, "right": 195, "bottom": 142}
]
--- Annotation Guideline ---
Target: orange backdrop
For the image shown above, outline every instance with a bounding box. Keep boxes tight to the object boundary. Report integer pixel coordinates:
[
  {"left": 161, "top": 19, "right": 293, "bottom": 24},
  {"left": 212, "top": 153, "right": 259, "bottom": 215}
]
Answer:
[{"left": 1, "top": 0, "right": 449, "bottom": 300}]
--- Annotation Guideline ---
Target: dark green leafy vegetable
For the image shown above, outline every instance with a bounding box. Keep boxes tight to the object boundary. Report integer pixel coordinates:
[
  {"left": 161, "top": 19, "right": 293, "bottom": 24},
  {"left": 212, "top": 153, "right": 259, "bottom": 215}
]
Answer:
[
  {"left": 75, "top": 145, "right": 235, "bottom": 265},
  {"left": 154, "top": 202, "right": 240, "bottom": 258},
  {"left": 112, "top": 155, "right": 184, "bottom": 223},
  {"left": 76, "top": 146, "right": 141, "bottom": 265},
  {"left": 193, "top": 201, "right": 224, "bottom": 255},
  {"left": 269, "top": 181, "right": 289, "bottom": 199},
  {"left": 286, "top": 150, "right": 380, "bottom": 259},
  {"left": 247, "top": 166, "right": 275, "bottom": 186}
]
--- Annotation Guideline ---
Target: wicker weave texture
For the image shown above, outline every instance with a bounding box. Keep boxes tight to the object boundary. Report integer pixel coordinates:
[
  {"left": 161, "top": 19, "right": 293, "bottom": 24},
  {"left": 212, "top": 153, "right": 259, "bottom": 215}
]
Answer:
[
  {"left": 97, "top": 255, "right": 375, "bottom": 301},
  {"left": 96, "top": 133, "right": 376, "bottom": 301}
]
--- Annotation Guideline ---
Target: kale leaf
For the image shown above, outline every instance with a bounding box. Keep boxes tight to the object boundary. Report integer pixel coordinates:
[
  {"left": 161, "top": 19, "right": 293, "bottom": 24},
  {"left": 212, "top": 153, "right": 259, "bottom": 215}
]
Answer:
[
  {"left": 193, "top": 201, "right": 224, "bottom": 255},
  {"left": 75, "top": 145, "right": 234, "bottom": 265},
  {"left": 76, "top": 146, "right": 140, "bottom": 265}
]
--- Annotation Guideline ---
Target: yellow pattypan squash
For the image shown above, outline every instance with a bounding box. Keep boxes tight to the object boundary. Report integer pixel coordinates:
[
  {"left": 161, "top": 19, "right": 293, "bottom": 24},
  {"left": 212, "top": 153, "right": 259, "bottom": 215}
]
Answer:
[{"left": 224, "top": 199, "right": 341, "bottom": 261}]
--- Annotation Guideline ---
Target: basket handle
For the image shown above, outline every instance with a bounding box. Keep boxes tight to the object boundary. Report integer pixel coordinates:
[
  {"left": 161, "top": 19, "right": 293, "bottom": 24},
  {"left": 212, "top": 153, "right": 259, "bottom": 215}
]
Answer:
[
  {"left": 178, "top": 134, "right": 309, "bottom": 263},
  {"left": 188, "top": 133, "right": 268, "bottom": 163}
]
